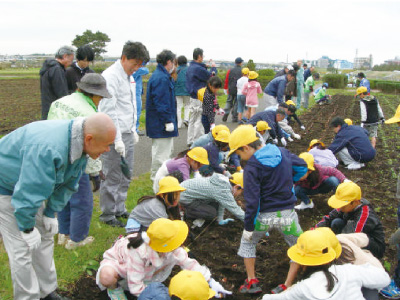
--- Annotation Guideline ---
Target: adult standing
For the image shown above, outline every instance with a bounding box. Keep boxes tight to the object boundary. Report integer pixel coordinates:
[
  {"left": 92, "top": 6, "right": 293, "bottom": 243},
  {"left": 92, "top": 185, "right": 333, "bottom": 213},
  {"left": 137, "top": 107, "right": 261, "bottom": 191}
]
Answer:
[
  {"left": 99, "top": 41, "right": 150, "bottom": 227},
  {"left": 40, "top": 45, "right": 74, "bottom": 119},
  {"left": 65, "top": 44, "right": 95, "bottom": 94},
  {"left": 0, "top": 113, "right": 116, "bottom": 300},
  {"left": 274, "top": 64, "right": 293, "bottom": 78},
  {"left": 133, "top": 67, "right": 150, "bottom": 136},
  {"left": 185, "top": 48, "right": 217, "bottom": 147},
  {"left": 358, "top": 72, "right": 371, "bottom": 94},
  {"left": 303, "top": 65, "right": 314, "bottom": 82},
  {"left": 146, "top": 50, "right": 178, "bottom": 181},
  {"left": 47, "top": 73, "right": 111, "bottom": 250},
  {"left": 295, "top": 59, "right": 304, "bottom": 109},
  {"left": 175, "top": 55, "right": 191, "bottom": 128},
  {"left": 223, "top": 57, "right": 243, "bottom": 122},
  {"left": 264, "top": 70, "right": 295, "bottom": 107}
]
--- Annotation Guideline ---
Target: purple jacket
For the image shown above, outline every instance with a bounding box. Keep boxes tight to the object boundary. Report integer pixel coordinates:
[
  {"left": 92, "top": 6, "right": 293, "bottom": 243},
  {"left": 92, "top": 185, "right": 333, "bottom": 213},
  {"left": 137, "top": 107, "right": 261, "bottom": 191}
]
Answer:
[{"left": 295, "top": 164, "right": 345, "bottom": 190}]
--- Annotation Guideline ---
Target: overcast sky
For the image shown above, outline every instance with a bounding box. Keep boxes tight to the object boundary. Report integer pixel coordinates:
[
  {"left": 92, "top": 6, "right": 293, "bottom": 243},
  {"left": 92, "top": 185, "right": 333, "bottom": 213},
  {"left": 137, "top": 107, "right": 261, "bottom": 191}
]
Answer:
[{"left": 1, "top": 0, "right": 399, "bottom": 65}]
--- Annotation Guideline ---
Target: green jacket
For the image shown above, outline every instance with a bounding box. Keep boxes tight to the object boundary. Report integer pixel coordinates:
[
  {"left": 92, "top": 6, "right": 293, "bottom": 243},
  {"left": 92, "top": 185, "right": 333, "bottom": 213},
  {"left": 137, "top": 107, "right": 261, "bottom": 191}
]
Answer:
[
  {"left": 304, "top": 76, "right": 315, "bottom": 93},
  {"left": 315, "top": 87, "right": 327, "bottom": 101},
  {"left": 48, "top": 92, "right": 101, "bottom": 174}
]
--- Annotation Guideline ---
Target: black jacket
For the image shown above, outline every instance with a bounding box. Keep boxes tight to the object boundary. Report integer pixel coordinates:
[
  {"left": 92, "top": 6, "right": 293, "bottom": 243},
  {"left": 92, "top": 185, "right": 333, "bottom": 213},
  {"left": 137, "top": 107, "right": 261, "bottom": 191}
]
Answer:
[
  {"left": 66, "top": 62, "right": 94, "bottom": 94},
  {"left": 228, "top": 65, "right": 242, "bottom": 96},
  {"left": 40, "top": 59, "right": 69, "bottom": 119}
]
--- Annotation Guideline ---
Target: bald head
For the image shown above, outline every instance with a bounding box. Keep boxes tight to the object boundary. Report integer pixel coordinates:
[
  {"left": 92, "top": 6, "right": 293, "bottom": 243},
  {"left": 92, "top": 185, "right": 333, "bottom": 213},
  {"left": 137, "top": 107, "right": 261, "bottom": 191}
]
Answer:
[{"left": 83, "top": 113, "right": 116, "bottom": 159}]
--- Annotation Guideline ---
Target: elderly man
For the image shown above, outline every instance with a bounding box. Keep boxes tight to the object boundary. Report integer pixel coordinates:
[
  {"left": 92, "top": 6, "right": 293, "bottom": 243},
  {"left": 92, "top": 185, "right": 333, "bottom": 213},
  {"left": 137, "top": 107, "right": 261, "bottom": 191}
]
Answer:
[
  {"left": 264, "top": 70, "right": 296, "bottom": 107},
  {"left": 40, "top": 45, "right": 75, "bottom": 119},
  {"left": 99, "top": 41, "right": 150, "bottom": 227},
  {"left": 0, "top": 113, "right": 116, "bottom": 300}
]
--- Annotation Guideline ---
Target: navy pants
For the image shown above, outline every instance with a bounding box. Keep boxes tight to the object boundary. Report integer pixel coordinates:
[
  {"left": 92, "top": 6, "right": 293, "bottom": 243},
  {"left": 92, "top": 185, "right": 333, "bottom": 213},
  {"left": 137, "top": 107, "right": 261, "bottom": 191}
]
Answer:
[
  {"left": 201, "top": 114, "right": 211, "bottom": 134},
  {"left": 58, "top": 174, "right": 94, "bottom": 242},
  {"left": 295, "top": 176, "right": 340, "bottom": 205}
]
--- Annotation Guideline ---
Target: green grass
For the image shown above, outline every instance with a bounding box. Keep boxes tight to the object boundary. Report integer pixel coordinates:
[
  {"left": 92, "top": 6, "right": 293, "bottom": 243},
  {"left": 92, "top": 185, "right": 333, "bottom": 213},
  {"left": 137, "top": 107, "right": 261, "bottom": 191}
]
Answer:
[{"left": 0, "top": 172, "right": 153, "bottom": 299}]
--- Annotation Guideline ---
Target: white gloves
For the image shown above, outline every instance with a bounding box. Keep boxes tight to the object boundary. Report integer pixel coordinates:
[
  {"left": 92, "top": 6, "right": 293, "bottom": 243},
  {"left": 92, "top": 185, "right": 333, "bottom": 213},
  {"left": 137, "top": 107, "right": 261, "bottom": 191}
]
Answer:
[
  {"left": 210, "top": 123, "right": 216, "bottom": 130},
  {"left": 223, "top": 170, "right": 232, "bottom": 178},
  {"left": 194, "top": 171, "right": 202, "bottom": 178},
  {"left": 21, "top": 228, "right": 41, "bottom": 250},
  {"left": 43, "top": 215, "right": 59, "bottom": 235},
  {"left": 165, "top": 123, "right": 174, "bottom": 132},
  {"left": 223, "top": 89, "right": 228, "bottom": 95},
  {"left": 242, "top": 230, "right": 253, "bottom": 242},
  {"left": 361, "top": 123, "right": 364, "bottom": 128},
  {"left": 217, "top": 108, "right": 225, "bottom": 116},
  {"left": 287, "top": 137, "right": 294, "bottom": 142},
  {"left": 293, "top": 133, "right": 301, "bottom": 140},
  {"left": 272, "top": 138, "right": 278, "bottom": 144},
  {"left": 209, "top": 278, "right": 232, "bottom": 298},
  {"left": 115, "top": 140, "right": 126, "bottom": 157},
  {"left": 300, "top": 125, "right": 306, "bottom": 131},
  {"left": 133, "top": 131, "right": 139, "bottom": 145},
  {"left": 218, "top": 218, "right": 234, "bottom": 225},
  {"left": 343, "top": 179, "right": 352, "bottom": 183},
  {"left": 280, "top": 137, "right": 287, "bottom": 147}
]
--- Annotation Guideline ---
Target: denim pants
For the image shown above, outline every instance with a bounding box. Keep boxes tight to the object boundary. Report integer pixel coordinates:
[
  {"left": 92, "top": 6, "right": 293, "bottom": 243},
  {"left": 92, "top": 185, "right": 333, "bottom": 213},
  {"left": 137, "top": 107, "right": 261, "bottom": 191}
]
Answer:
[
  {"left": 201, "top": 114, "right": 211, "bottom": 134},
  {"left": 58, "top": 173, "right": 93, "bottom": 242},
  {"left": 295, "top": 176, "right": 340, "bottom": 204},
  {"left": 237, "top": 94, "right": 246, "bottom": 113}
]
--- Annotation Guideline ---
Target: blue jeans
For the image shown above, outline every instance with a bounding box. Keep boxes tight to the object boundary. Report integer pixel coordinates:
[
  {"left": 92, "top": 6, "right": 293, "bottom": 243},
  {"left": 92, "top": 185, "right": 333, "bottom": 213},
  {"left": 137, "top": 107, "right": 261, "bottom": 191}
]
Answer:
[
  {"left": 58, "top": 174, "right": 94, "bottom": 242},
  {"left": 137, "top": 282, "right": 170, "bottom": 300},
  {"left": 237, "top": 95, "right": 246, "bottom": 113},
  {"left": 201, "top": 114, "right": 211, "bottom": 134},
  {"left": 295, "top": 176, "right": 340, "bottom": 204}
]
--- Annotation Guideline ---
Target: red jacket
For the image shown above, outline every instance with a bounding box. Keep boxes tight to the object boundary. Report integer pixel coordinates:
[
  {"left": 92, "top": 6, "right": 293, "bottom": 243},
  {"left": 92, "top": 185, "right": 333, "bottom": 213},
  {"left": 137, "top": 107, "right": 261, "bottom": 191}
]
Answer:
[{"left": 224, "top": 69, "right": 231, "bottom": 92}]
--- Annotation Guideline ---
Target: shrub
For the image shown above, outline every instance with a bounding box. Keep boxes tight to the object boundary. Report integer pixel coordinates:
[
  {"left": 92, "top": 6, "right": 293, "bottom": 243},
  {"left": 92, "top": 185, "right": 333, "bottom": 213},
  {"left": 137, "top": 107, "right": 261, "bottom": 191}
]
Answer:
[
  {"left": 322, "top": 74, "right": 347, "bottom": 88},
  {"left": 376, "top": 81, "right": 400, "bottom": 93},
  {"left": 258, "top": 69, "right": 275, "bottom": 76},
  {"left": 258, "top": 75, "right": 274, "bottom": 90}
]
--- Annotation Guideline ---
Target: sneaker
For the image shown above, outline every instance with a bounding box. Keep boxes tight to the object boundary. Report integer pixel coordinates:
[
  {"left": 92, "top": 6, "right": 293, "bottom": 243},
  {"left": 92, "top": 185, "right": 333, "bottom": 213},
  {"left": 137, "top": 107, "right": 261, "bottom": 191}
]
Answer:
[
  {"left": 65, "top": 236, "right": 94, "bottom": 250},
  {"left": 57, "top": 234, "right": 69, "bottom": 246},
  {"left": 104, "top": 218, "right": 125, "bottom": 227},
  {"left": 347, "top": 162, "right": 364, "bottom": 170},
  {"left": 107, "top": 287, "right": 128, "bottom": 300},
  {"left": 222, "top": 114, "right": 228, "bottom": 122},
  {"left": 294, "top": 202, "right": 314, "bottom": 210},
  {"left": 271, "top": 284, "right": 287, "bottom": 294},
  {"left": 239, "top": 278, "right": 262, "bottom": 294},
  {"left": 40, "top": 291, "right": 70, "bottom": 300},
  {"left": 380, "top": 279, "right": 400, "bottom": 299},
  {"left": 183, "top": 120, "right": 189, "bottom": 127}
]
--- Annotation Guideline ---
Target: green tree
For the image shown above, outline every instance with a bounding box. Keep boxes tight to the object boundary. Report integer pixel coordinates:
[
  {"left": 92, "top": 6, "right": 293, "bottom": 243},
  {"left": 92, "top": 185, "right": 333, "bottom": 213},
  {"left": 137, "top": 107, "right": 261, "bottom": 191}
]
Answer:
[
  {"left": 72, "top": 30, "right": 111, "bottom": 60},
  {"left": 246, "top": 59, "right": 256, "bottom": 71}
]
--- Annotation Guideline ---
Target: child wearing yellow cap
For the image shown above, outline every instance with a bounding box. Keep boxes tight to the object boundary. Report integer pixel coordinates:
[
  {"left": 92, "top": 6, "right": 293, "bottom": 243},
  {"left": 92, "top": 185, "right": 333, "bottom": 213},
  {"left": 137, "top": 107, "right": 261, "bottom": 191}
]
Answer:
[
  {"left": 236, "top": 67, "right": 250, "bottom": 121},
  {"left": 308, "top": 139, "right": 338, "bottom": 168},
  {"left": 315, "top": 181, "right": 385, "bottom": 259},
  {"left": 97, "top": 218, "right": 231, "bottom": 299},
  {"left": 242, "top": 71, "right": 262, "bottom": 119},
  {"left": 261, "top": 228, "right": 389, "bottom": 299}
]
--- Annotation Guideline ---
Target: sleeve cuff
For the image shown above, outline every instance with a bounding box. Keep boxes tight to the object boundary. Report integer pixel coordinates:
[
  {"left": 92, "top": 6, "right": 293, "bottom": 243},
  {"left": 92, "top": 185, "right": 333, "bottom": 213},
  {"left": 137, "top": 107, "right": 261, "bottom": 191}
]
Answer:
[{"left": 44, "top": 206, "right": 56, "bottom": 218}]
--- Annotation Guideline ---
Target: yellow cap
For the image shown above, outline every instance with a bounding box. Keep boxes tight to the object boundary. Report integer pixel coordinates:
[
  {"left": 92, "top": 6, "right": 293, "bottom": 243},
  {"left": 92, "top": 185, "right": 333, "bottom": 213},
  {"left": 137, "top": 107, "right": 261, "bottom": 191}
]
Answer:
[
  {"left": 230, "top": 172, "right": 243, "bottom": 188},
  {"left": 307, "top": 139, "right": 325, "bottom": 151},
  {"left": 228, "top": 125, "right": 259, "bottom": 156},
  {"left": 344, "top": 118, "right": 353, "bottom": 125},
  {"left": 147, "top": 218, "right": 189, "bottom": 253},
  {"left": 214, "top": 129, "right": 230, "bottom": 143},
  {"left": 299, "top": 152, "right": 315, "bottom": 171},
  {"left": 356, "top": 86, "right": 368, "bottom": 95},
  {"left": 314, "top": 227, "right": 342, "bottom": 259},
  {"left": 242, "top": 67, "right": 250, "bottom": 75},
  {"left": 328, "top": 181, "right": 362, "bottom": 209},
  {"left": 156, "top": 176, "right": 186, "bottom": 195},
  {"left": 248, "top": 71, "right": 259, "bottom": 80},
  {"left": 211, "top": 124, "right": 230, "bottom": 139},
  {"left": 285, "top": 100, "right": 296, "bottom": 106},
  {"left": 197, "top": 87, "right": 206, "bottom": 102},
  {"left": 287, "top": 229, "right": 340, "bottom": 266},
  {"left": 169, "top": 270, "right": 216, "bottom": 300},
  {"left": 386, "top": 104, "right": 400, "bottom": 124},
  {"left": 256, "top": 120, "right": 271, "bottom": 131},
  {"left": 187, "top": 147, "right": 209, "bottom": 165}
]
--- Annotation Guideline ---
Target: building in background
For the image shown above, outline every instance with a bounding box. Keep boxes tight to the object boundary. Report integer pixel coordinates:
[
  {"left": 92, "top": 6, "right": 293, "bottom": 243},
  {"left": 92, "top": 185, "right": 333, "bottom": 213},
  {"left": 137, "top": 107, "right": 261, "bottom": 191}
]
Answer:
[
  {"left": 384, "top": 56, "right": 400, "bottom": 66},
  {"left": 333, "top": 59, "right": 353, "bottom": 69},
  {"left": 354, "top": 55, "right": 373, "bottom": 69}
]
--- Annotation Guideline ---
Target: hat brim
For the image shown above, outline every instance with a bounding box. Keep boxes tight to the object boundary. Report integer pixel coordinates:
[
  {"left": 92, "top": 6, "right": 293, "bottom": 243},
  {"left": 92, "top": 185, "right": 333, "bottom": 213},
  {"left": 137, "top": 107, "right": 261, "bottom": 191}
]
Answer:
[
  {"left": 76, "top": 82, "right": 112, "bottom": 98},
  {"left": 208, "top": 289, "right": 216, "bottom": 299},
  {"left": 149, "top": 220, "right": 189, "bottom": 252},
  {"left": 385, "top": 117, "right": 400, "bottom": 124},
  {"left": 156, "top": 186, "right": 186, "bottom": 196},
  {"left": 327, "top": 194, "right": 350, "bottom": 209},
  {"left": 187, "top": 153, "right": 209, "bottom": 165},
  {"left": 287, "top": 245, "right": 336, "bottom": 266}
]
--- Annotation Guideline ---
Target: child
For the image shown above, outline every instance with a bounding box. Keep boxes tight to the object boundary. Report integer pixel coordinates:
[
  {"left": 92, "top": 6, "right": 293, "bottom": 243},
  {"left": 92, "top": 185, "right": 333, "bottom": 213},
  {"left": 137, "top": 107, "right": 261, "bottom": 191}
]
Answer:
[
  {"left": 236, "top": 67, "right": 249, "bottom": 121},
  {"left": 316, "top": 181, "right": 385, "bottom": 259},
  {"left": 315, "top": 82, "right": 332, "bottom": 105},
  {"left": 127, "top": 176, "right": 186, "bottom": 233},
  {"left": 97, "top": 218, "right": 230, "bottom": 299},
  {"left": 169, "top": 270, "right": 216, "bottom": 300},
  {"left": 190, "top": 124, "right": 229, "bottom": 148},
  {"left": 294, "top": 152, "right": 347, "bottom": 210},
  {"left": 203, "top": 130, "right": 231, "bottom": 176},
  {"left": 303, "top": 73, "right": 319, "bottom": 109},
  {"left": 201, "top": 76, "right": 223, "bottom": 134},
  {"left": 153, "top": 147, "right": 209, "bottom": 193},
  {"left": 357, "top": 86, "right": 385, "bottom": 148},
  {"left": 255, "top": 120, "right": 271, "bottom": 145},
  {"left": 260, "top": 228, "right": 390, "bottom": 299},
  {"left": 242, "top": 71, "right": 262, "bottom": 119},
  {"left": 344, "top": 118, "right": 353, "bottom": 125},
  {"left": 308, "top": 139, "right": 338, "bottom": 168},
  {"left": 228, "top": 125, "right": 308, "bottom": 294},
  {"left": 249, "top": 109, "right": 288, "bottom": 146}
]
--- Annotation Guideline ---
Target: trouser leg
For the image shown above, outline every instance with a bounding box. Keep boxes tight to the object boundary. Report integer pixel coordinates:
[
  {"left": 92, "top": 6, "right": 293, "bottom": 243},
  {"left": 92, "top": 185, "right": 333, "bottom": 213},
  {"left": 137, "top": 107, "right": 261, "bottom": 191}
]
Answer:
[
  {"left": 183, "top": 96, "right": 190, "bottom": 122},
  {"left": 223, "top": 94, "right": 234, "bottom": 116},
  {"left": 187, "top": 98, "right": 203, "bottom": 145},
  {"left": 183, "top": 201, "right": 218, "bottom": 220},
  {"left": 201, "top": 114, "right": 210, "bottom": 134},
  {"left": 304, "top": 92, "right": 310, "bottom": 108},
  {"left": 231, "top": 94, "right": 238, "bottom": 121},
  {"left": 176, "top": 96, "right": 183, "bottom": 128},
  {"left": 57, "top": 201, "right": 71, "bottom": 235},
  {"left": 151, "top": 138, "right": 174, "bottom": 181},
  {"left": 331, "top": 218, "right": 346, "bottom": 234},
  {"left": 337, "top": 147, "right": 358, "bottom": 165}
]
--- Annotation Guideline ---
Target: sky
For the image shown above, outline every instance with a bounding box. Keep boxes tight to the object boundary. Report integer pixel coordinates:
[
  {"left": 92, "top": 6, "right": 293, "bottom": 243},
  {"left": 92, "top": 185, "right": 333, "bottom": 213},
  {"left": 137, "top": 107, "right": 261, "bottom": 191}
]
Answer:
[{"left": 1, "top": 0, "right": 399, "bottom": 65}]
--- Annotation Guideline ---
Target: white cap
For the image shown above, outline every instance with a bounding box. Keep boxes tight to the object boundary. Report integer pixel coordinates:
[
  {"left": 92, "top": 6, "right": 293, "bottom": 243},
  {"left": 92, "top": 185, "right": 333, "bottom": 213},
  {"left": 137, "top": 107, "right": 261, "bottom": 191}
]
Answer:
[{"left": 286, "top": 65, "right": 293, "bottom": 70}]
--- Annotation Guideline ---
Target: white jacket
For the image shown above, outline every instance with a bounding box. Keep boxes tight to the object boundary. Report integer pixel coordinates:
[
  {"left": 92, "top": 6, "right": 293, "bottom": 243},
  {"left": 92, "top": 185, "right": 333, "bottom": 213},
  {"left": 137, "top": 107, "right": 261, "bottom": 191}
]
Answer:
[
  {"left": 99, "top": 60, "right": 137, "bottom": 142},
  {"left": 262, "top": 263, "right": 390, "bottom": 300}
]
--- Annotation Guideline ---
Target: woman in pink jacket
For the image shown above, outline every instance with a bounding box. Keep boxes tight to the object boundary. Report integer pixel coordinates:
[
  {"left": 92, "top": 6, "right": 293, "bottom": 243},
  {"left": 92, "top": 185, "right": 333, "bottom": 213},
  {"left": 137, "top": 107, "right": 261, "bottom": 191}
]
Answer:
[{"left": 242, "top": 71, "right": 262, "bottom": 119}]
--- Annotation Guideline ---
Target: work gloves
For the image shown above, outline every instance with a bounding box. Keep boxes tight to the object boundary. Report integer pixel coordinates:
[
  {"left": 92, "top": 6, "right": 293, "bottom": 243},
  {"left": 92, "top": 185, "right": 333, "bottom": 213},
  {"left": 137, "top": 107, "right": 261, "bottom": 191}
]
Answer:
[
  {"left": 165, "top": 123, "right": 174, "bottom": 132},
  {"left": 43, "top": 215, "right": 59, "bottom": 235},
  {"left": 21, "top": 228, "right": 41, "bottom": 250},
  {"left": 218, "top": 218, "right": 234, "bottom": 226},
  {"left": 343, "top": 178, "right": 352, "bottom": 183},
  {"left": 242, "top": 230, "right": 253, "bottom": 242},
  {"left": 210, "top": 123, "right": 216, "bottom": 130},
  {"left": 223, "top": 170, "right": 232, "bottom": 178},
  {"left": 300, "top": 125, "right": 306, "bottom": 131},
  {"left": 361, "top": 123, "right": 364, "bottom": 128},
  {"left": 293, "top": 133, "right": 301, "bottom": 140},
  {"left": 217, "top": 108, "right": 225, "bottom": 116},
  {"left": 287, "top": 137, "right": 294, "bottom": 142},
  {"left": 115, "top": 140, "right": 126, "bottom": 157},
  {"left": 209, "top": 278, "right": 232, "bottom": 298},
  {"left": 133, "top": 131, "right": 139, "bottom": 144},
  {"left": 272, "top": 138, "right": 278, "bottom": 144},
  {"left": 280, "top": 137, "right": 287, "bottom": 147}
]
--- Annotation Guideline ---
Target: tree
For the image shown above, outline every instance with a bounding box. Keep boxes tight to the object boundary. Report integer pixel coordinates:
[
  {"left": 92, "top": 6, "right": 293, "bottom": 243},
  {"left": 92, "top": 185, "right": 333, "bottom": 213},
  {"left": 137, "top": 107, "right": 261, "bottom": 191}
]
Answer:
[
  {"left": 246, "top": 59, "right": 256, "bottom": 71},
  {"left": 72, "top": 30, "right": 111, "bottom": 60}
]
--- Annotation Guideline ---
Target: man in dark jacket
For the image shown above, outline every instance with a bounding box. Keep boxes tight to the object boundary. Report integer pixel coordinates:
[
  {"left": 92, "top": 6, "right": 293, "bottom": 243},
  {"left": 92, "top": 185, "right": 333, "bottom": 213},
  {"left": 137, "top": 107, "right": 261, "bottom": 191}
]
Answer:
[
  {"left": 274, "top": 64, "right": 293, "bottom": 78},
  {"left": 248, "top": 109, "right": 287, "bottom": 146},
  {"left": 66, "top": 45, "right": 95, "bottom": 94},
  {"left": 223, "top": 57, "right": 243, "bottom": 122},
  {"left": 40, "top": 45, "right": 75, "bottom": 119},
  {"left": 185, "top": 48, "right": 217, "bottom": 146},
  {"left": 328, "top": 117, "right": 376, "bottom": 170},
  {"left": 264, "top": 70, "right": 295, "bottom": 107},
  {"left": 303, "top": 65, "right": 314, "bottom": 82}
]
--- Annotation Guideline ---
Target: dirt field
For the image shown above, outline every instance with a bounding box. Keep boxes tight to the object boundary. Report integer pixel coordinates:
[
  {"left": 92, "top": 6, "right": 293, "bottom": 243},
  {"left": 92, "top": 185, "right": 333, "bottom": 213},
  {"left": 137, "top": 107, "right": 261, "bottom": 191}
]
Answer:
[{"left": 60, "top": 94, "right": 400, "bottom": 299}]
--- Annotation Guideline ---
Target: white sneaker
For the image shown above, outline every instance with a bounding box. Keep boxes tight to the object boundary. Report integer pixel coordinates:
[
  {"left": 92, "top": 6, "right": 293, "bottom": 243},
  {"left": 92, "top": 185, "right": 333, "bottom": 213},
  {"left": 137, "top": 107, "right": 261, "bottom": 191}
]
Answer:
[
  {"left": 347, "top": 162, "right": 364, "bottom": 170},
  {"left": 57, "top": 234, "right": 70, "bottom": 246},
  {"left": 65, "top": 236, "right": 94, "bottom": 250},
  {"left": 294, "top": 202, "right": 314, "bottom": 210},
  {"left": 191, "top": 219, "right": 205, "bottom": 228}
]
